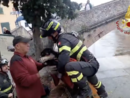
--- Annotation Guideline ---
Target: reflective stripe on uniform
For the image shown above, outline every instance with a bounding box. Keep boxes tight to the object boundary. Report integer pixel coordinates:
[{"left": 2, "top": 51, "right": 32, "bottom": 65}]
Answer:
[
  {"left": 1, "top": 85, "right": 12, "bottom": 93},
  {"left": 59, "top": 40, "right": 82, "bottom": 54},
  {"left": 95, "top": 81, "right": 102, "bottom": 88},
  {"left": 40, "top": 35, "right": 43, "bottom": 38},
  {"left": 70, "top": 40, "right": 82, "bottom": 56},
  {"left": 59, "top": 46, "right": 71, "bottom": 53},
  {"left": 66, "top": 71, "right": 83, "bottom": 83},
  {"left": 77, "top": 46, "right": 87, "bottom": 61},
  {"left": 59, "top": 40, "right": 87, "bottom": 60},
  {"left": 46, "top": 21, "right": 54, "bottom": 31},
  {"left": 77, "top": 73, "right": 83, "bottom": 81},
  {"left": 71, "top": 78, "right": 77, "bottom": 82},
  {"left": 67, "top": 71, "right": 79, "bottom": 76},
  {"left": 71, "top": 73, "right": 83, "bottom": 82},
  {"left": 54, "top": 23, "right": 60, "bottom": 30}
]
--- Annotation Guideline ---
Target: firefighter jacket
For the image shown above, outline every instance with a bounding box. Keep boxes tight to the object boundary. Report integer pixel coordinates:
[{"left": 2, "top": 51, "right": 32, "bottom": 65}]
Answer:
[
  {"left": 57, "top": 33, "right": 98, "bottom": 73},
  {"left": 0, "top": 72, "right": 13, "bottom": 98}
]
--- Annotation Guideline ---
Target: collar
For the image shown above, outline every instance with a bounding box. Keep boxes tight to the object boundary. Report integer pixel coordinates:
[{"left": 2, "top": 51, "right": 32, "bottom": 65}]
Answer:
[{"left": 14, "top": 52, "right": 28, "bottom": 57}]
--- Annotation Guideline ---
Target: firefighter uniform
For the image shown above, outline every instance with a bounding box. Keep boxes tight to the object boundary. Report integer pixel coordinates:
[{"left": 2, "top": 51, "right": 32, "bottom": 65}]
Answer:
[
  {"left": 57, "top": 33, "right": 107, "bottom": 98},
  {"left": 40, "top": 19, "right": 108, "bottom": 98},
  {"left": 0, "top": 58, "right": 13, "bottom": 98},
  {"left": 0, "top": 72, "right": 13, "bottom": 98}
]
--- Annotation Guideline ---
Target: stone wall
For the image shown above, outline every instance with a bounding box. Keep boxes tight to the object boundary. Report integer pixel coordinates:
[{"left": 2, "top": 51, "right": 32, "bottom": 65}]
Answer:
[
  {"left": 60, "top": 0, "right": 130, "bottom": 47},
  {"left": 11, "top": 26, "right": 53, "bottom": 59},
  {"left": 60, "top": 0, "right": 130, "bottom": 33},
  {"left": 3, "top": 0, "right": 130, "bottom": 58},
  {"left": 11, "top": 26, "right": 32, "bottom": 39},
  {"left": 0, "top": 35, "right": 14, "bottom": 60},
  {"left": 83, "top": 18, "right": 123, "bottom": 47}
]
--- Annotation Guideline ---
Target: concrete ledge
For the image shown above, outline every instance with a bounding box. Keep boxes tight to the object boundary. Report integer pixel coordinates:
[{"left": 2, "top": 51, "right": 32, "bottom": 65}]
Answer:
[{"left": 0, "top": 34, "right": 14, "bottom": 37}]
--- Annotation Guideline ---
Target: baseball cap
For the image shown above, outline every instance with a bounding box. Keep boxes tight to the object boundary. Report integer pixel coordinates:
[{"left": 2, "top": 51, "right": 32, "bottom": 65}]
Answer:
[{"left": 13, "top": 36, "right": 31, "bottom": 46}]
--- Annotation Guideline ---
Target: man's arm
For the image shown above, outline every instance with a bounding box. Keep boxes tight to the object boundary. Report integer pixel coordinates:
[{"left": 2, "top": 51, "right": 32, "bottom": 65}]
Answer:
[
  {"left": 57, "top": 39, "right": 71, "bottom": 73},
  {"left": 10, "top": 61, "right": 40, "bottom": 87},
  {"left": 32, "top": 55, "right": 55, "bottom": 71},
  {"left": 32, "top": 58, "right": 44, "bottom": 71}
]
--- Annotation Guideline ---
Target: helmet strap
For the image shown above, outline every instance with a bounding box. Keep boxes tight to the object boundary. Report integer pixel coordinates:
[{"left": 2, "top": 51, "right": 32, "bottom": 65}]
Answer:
[{"left": 0, "top": 67, "right": 4, "bottom": 73}]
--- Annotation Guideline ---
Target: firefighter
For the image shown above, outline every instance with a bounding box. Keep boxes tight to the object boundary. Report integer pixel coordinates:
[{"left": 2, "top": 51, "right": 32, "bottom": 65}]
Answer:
[
  {"left": 0, "top": 58, "right": 13, "bottom": 98},
  {"left": 40, "top": 19, "right": 108, "bottom": 98}
]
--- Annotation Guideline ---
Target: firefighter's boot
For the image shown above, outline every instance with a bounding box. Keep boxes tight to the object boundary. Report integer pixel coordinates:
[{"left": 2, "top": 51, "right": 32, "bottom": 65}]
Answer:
[
  {"left": 96, "top": 83, "right": 108, "bottom": 98},
  {"left": 88, "top": 75, "right": 108, "bottom": 98},
  {"left": 76, "top": 77, "right": 92, "bottom": 98}
]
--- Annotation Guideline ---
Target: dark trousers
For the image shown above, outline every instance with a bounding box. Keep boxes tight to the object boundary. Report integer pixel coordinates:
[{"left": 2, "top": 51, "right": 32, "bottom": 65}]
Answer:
[
  {"left": 65, "top": 60, "right": 106, "bottom": 94},
  {"left": 65, "top": 60, "right": 98, "bottom": 80}
]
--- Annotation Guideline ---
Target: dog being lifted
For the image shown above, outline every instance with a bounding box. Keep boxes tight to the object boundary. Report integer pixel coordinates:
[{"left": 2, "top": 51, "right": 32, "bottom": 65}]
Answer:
[{"left": 40, "top": 48, "right": 93, "bottom": 98}]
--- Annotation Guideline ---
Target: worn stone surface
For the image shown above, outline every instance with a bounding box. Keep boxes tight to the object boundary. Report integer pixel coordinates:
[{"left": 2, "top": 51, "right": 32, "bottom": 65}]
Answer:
[
  {"left": 60, "top": 0, "right": 130, "bottom": 48},
  {"left": 83, "top": 19, "right": 122, "bottom": 47},
  {"left": 95, "top": 55, "right": 130, "bottom": 98},
  {"left": 61, "top": 0, "right": 130, "bottom": 32},
  {"left": 0, "top": 35, "right": 14, "bottom": 60},
  {"left": 11, "top": 26, "right": 32, "bottom": 39},
  {"left": 100, "top": 76, "right": 130, "bottom": 98}
]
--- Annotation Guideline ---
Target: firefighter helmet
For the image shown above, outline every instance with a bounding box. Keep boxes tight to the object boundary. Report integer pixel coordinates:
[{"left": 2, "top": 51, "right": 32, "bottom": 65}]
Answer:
[
  {"left": 40, "top": 20, "right": 61, "bottom": 38},
  {"left": 0, "top": 58, "right": 8, "bottom": 67}
]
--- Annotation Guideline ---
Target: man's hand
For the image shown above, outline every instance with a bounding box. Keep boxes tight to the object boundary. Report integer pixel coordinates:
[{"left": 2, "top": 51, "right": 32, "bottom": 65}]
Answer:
[
  {"left": 47, "top": 66, "right": 58, "bottom": 74},
  {"left": 37, "top": 66, "right": 57, "bottom": 78},
  {"left": 8, "top": 93, "right": 13, "bottom": 98},
  {"left": 39, "top": 54, "right": 55, "bottom": 63}
]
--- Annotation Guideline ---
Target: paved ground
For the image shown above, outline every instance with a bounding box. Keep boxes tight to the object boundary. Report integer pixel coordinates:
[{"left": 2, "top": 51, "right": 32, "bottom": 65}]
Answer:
[{"left": 96, "top": 55, "right": 130, "bottom": 98}]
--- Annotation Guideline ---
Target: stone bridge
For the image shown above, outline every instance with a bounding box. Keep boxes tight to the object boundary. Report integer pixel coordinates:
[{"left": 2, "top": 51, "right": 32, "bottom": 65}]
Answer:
[
  {"left": 0, "top": 0, "right": 130, "bottom": 59},
  {"left": 60, "top": 0, "right": 130, "bottom": 47},
  {"left": 0, "top": 1, "right": 130, "bottom": 97}
]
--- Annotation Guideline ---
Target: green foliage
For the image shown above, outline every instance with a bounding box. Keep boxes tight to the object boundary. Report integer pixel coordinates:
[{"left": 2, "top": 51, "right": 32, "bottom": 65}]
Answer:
[{"left": 1, "top": 0, "right": 81, "bottom": 27}]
